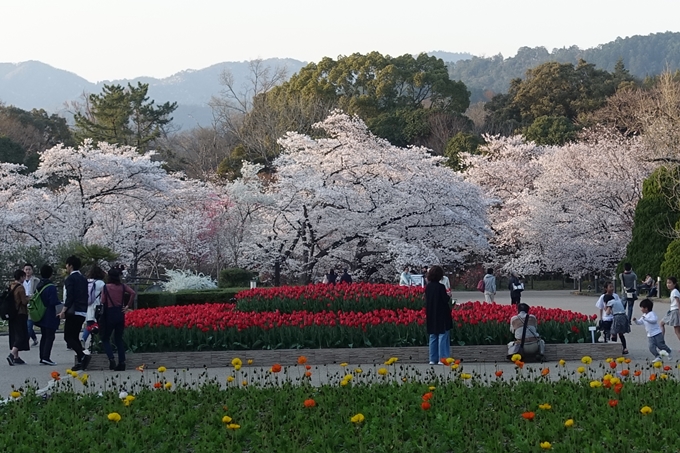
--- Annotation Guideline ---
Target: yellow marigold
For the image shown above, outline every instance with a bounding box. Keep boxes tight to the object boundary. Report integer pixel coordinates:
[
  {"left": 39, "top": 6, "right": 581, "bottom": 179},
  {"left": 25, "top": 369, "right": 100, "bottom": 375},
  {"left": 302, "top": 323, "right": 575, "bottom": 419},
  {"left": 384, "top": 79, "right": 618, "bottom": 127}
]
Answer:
[
  {"left": 227, "top": 376, "right": 235, "bottom": 383},
  {"left": 577, "top": 366, "right": 585, "bottom": 374},
  {"left": 384, "top": 357, "right": 398, "bottom": 365},
  {"left": 158, "top": 366, "right": 166, "bottom": 373},
  {"left": 354, "top": 368, "right": 362, "bottom": 374},
  {"left": 460, "top": 373, "right": 472, "bottom": 380},
  {"left": 511, "top": 354, "right": 522, "bottom": 362},
  {"left": 605, "top": 358, "right": 613, "bottom": 363},
  {"left": 589, "top": 380, "right": 602, "bottom": 388},
  {"left": 231, "top": 358, "right": 242, "bottom": 367},
  {"left": 540, "top": 441, "right": 552, "bottom": 450},
  {"left": 241, "top": 380, "right": 248, "bottom": 386},
  {"left": 10, "top": 391, "right": 20, "bottom": 399},
  {"left": 164, "top": 382, "right": 172, "bottom": 390},
  {"left": 377, "top": 367, "right": 388, "bottom": 376},
  {"left": 603, "top": 374, "right": 613, "bottom": 380},
  {"left": 350, "top": 413, "right": 365, "bottom": 424},
  {"left": 247, "top": 359, "right": 253, "bottom": 365},
  {"left": 340, "top": 362, "right": 348, "bottom": 367},
  {"left": 653, "top": 361, "right": 662, "bottom": 369},
  {"left": 227, "top": 423, "right": 240, "bottom": 430},
  {"left": 343, "top": 374, "right": 353, "bottom": 381},
  {"left": 222, "top": 415, "right": 232, "bottom": 423},
  {"left": 640, "top": 406, "right": 652, "bottom": 415},
  {"left": 661, "top": 373, "right": 669, "bottom": 380},
  {"left": 610, "top": 377, "right": 621, "bottom": 385},
  {"left": 428, "top": 386, "right": 436, "bottom": 391},
  {"left": 581, "top": 356, "right": 592, "bottom": 365},
  {"left": 107, "top": 412, "right": 121, "bottom": 422},
  {"left": 538, "top": 403, "right": 552, "bottom": 410},
  {"left": 451, "top": 364, "right": 459, "bottom": 370},
  {"left": 77, "top": 374, "right": 88, "bottom": 385},
  {"left": 616, "top": 357, "right": 625, "bottom": 363},
  {"left": 340, "top": 379, "right": 349, "bottom": 387},
  {"left": 564, "top": 419, "right": 574, "bottom": 427},
  {"left": 123, "top": 399, "right": 131, "bottom": 407},
  {"left": 401, "top": 377, "right": 408, "bottom": 382},
  {"left": 558, "top": 359, "right": 566, "bottom": 367}
]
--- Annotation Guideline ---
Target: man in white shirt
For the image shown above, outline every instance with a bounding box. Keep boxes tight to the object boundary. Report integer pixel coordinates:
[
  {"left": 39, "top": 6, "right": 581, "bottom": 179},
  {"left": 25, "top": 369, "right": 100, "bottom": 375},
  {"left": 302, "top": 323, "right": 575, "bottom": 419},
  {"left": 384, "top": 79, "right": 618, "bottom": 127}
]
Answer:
[{"left": 23, "top": 263, "right": 40, "bottom": 346}]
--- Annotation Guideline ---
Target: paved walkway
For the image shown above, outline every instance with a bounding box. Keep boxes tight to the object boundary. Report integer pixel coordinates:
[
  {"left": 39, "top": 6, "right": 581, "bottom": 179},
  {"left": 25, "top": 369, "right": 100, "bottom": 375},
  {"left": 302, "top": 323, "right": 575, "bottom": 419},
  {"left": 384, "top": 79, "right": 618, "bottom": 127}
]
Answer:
[{"left": 1, "top": 290, "right": 675, "bottom": 395}]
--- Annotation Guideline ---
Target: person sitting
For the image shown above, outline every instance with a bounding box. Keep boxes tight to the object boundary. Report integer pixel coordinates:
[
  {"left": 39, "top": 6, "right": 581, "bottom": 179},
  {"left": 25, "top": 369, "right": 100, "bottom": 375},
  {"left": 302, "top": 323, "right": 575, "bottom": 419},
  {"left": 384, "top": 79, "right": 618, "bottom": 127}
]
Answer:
[
  {"left": 399, "top": 267, "right": 413, "bottom": 286},
  {"left": 638, "top": 274, "right": 657, "bottom": 297},
  {"left": 507, "top": 303, "right": 545, "bottom": 361}
]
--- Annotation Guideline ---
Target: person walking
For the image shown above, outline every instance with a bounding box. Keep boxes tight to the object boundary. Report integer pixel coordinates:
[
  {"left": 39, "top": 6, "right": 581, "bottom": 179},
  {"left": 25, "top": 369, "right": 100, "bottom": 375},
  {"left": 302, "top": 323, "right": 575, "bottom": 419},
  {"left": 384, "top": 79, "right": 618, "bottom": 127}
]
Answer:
[
  {"left": 619, "top": 263, "right": 638, "bottom": 324},
  {"left": 509, "top": 272, "right": 524, "bottom": 305},
  {"left": 100, "top": 268, "right": 136, "bottom": 371},
  {"left": 34, "top": 265, "right": 60, "bottom": 365},
  {"left": 660, "top": 276, "right": 680, "bottom": 345},
  {"left": 424, "top": 265, "right": 453, "bottom": 365},
  {"left": 82, "top": 266, "right": 106, "bottom": 350},
  {"left": 23, "top": 263, "right": 40, "bottom": 346},
  {"left": 483, "top": 268, "right": 496, "bottom": 303},
  {"left": 604, "top": 292, "right": 630, "bottom": 355},
  {"left": 60, "top": 256, "right": 91, "bottom": 371},
  {"left": 339, "top": 269, "right": 353, "bottom": 284},
  {"left": 7, "top": 269, "right": 29, "bottom": 366}
]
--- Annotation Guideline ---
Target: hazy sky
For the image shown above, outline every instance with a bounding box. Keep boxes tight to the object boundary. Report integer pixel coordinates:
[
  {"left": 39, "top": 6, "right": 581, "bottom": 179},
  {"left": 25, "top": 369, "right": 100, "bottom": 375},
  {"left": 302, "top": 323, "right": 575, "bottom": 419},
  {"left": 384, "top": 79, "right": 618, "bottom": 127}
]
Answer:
[{"left": 2, "top": 0, "right": 678, "bottom": 82}]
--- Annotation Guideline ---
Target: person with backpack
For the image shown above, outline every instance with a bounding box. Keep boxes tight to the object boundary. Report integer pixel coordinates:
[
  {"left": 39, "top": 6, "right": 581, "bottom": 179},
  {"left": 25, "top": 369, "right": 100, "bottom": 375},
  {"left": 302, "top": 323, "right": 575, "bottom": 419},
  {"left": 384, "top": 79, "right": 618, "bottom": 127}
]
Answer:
[
  {"left": 509, "top": 272, "right": 524, "bottom": 305},
  {"left": 23, "top": 263, "right": 40, "bottom": 347},
  {"left": 59, "top": 255, "right": 91, "bottom": 371},
  {"left": 7, "top": 269, "right": 30, "bottom": 366},
  {"left": 483, "top": 268, "right": 496, "bottom": 303},
  {"left": 34, "top": 264, "right": 60, "bottom": 366},
  {"left": 100, "top": 268, "right": 136, "bottom": 371},
  {"left": 81, "top": 266, "right": 106, "bottom": 350}
]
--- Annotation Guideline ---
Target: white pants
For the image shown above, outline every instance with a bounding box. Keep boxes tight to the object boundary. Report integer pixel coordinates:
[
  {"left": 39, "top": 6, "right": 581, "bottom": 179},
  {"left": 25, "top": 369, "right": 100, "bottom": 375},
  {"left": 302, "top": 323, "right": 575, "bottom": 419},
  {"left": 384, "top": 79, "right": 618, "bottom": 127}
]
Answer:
[{"left": 484, "top": 292, "right": 495, "bottom": 303}]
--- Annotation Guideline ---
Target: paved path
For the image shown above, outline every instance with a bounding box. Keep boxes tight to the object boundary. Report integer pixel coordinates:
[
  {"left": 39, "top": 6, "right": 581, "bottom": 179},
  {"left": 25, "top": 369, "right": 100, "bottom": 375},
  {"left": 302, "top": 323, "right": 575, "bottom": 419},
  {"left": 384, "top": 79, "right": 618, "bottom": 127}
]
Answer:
[{"left": 1, "top": 290, "right": 675, "bottom": 395}]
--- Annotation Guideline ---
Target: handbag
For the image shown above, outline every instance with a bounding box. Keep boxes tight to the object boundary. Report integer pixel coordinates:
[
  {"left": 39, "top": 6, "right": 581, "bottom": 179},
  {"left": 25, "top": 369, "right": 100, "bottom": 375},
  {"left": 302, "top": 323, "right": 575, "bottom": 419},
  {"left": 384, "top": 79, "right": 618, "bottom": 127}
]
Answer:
[{"left": 508, "top": 313, "right": 531, "bottom": 359}]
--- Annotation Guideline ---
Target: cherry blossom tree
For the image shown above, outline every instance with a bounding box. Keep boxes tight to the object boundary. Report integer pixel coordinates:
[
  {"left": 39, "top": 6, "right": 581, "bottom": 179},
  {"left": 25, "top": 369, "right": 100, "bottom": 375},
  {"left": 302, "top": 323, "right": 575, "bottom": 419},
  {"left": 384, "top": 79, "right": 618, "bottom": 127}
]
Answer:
[{"left": 246, "top": 112, "right": 490, "bottom": 282}]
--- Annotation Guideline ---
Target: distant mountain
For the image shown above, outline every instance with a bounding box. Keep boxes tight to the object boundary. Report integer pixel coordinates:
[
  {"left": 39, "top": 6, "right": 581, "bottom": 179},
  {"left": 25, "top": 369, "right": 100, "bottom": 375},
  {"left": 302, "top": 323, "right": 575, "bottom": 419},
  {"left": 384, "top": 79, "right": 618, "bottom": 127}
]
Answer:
[
  {"left": 449, "top": 31, "right": 680, "bottom": 102},
  {"left": 426, "top": 51, "right": 474, "bottom": 63},
  {"left": 0, "top": 58, "right": 307, "bottom": 129}
]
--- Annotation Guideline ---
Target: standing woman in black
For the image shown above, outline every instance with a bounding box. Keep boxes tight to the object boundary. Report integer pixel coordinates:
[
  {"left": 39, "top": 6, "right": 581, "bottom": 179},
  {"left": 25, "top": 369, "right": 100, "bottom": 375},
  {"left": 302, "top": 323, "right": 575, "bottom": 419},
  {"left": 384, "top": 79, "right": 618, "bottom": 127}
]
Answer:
[{"left": 425, "top": 265, "right": 453, "bottom": 365}]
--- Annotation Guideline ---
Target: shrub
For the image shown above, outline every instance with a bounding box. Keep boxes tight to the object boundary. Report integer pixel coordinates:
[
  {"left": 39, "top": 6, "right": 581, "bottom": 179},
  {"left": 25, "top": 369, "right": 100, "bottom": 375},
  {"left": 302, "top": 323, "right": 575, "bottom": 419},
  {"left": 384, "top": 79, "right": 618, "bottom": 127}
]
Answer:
[
  {"left": 219, "top": 268, "right": 255, "bottom": 288},
  {"left": 162, "top": 269, "right": 217, "bottom": 293}
]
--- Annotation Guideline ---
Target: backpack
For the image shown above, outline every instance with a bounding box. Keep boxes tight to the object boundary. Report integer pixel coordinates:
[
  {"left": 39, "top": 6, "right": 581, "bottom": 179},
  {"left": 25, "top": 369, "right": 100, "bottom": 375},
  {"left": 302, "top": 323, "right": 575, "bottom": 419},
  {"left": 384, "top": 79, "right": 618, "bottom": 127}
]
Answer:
[
  {"left": 87, "top": 280, "right": 101, "bottom": 306},
  {"left": 476, "top": 279, "right": 485, "bottom": 292},
  {"left": 28, "top": 284, "right": 53, "bottom": 323},
  {"left": 0, "top": 285, "right": 20, "bottom": 321}
]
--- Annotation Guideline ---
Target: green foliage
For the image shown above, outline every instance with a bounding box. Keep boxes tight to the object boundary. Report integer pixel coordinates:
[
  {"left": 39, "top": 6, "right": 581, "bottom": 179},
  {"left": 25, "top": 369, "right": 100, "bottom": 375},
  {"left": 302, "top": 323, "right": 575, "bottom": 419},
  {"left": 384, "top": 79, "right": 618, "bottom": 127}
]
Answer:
[
  {"left": 74, "top": 82, "right": 177, "bottom": 152},
  {"left": 4, "top": 378, "right": 680, "bottom": 452},
  {"left": 444, "top": 132, "right": 484, "bottom": 170},
  {"left": 136, "top": 288, "right": 246, "bottom": 309},
  {"left": 0, "top": 135, "right": 26, "bottom": 165},
  {"left": 621, "top": 166, "right": 680, "bottom": 284},
  {"left": 449, "top": 32, "right": 680, "bottom": 102},
  {"left": 219, "top": 268, "right": 255, "bottom": 288},
  {"left": 660, "top": 234, "right": 680, "bottom": 290},
  {"left": 75, "top": 244, "right": 119, "bottom": 270},
  {"left": 523, "top": 115, "right": 577, "bottom": 146}
]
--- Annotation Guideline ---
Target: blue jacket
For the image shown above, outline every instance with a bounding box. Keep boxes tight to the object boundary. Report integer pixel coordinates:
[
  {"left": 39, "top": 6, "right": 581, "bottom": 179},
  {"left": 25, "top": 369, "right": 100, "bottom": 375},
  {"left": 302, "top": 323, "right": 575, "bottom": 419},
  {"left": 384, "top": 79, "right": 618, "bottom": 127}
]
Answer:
[{"left": 35, "top": 278, "right": 61, "bottom": 330}]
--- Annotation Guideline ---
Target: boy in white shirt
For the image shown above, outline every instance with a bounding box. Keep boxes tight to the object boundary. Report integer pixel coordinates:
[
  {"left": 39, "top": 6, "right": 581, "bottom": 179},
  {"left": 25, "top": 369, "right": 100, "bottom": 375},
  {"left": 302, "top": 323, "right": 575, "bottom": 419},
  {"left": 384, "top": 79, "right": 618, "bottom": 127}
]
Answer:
[
  {"left": 595, "top": 285, "right": 617, "bottom": 343},
  {"left": 633, "top": 298, "right": 672, "bottom": 362}
]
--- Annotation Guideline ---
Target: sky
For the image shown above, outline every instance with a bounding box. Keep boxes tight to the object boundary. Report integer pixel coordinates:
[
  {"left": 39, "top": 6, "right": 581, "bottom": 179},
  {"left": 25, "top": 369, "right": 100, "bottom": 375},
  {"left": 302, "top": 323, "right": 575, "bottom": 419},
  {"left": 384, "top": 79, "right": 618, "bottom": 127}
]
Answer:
[{"left": 2, "top": 0, "right": 679, "bottom": 83}]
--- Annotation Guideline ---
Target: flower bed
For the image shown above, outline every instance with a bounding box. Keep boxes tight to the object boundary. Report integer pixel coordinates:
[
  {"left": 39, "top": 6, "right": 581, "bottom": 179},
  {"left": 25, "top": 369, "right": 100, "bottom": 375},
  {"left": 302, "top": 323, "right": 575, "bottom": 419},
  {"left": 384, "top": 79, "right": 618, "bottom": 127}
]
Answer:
[
  {"left": 234, "top": 283, "right": 425, "bottom": 313},
  {"left": 2, "top": 358, "right": 680, "bottom": 452},
  {"left": 122, "top": 301, "right": 595, "bottom": 352}
]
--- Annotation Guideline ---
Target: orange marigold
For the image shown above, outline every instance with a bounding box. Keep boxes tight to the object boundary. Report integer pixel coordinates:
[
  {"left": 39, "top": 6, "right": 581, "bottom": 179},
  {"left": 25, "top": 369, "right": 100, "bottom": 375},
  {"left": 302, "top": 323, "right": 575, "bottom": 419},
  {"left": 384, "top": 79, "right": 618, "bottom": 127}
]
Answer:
[
  {"left": 621, "top": 369, "right": 630, "bottom": 377},
  {"left": 271, "top": 364, "right": 282, "bottom": 373},
  {"left": 522, "top": 412, "right": 535, "bottom": 421},
  {"left": 304, "top": 371, "right": 312, "bottom": 378},
  {"left": 495, "top": 370, "right": 503, "bottom": 377},
  {"left": 614, "top": 383, "right": 624, "bottom": 394},
  {"left": 305, "top": 365, "right": 311, "bottom": 370},
  {"left": 422, "top": 392, "right": 433, "bottom": 401},
  {"left": 649, "top": 373, "right": 657, "bottom": 381},
  {"left": 153, "top": 382, "right": 162, "bottom": 389},
  {"left": 608, "top": 399, "right": 618, "bottom": 407},
  {"left": 664, "top": 365, "right": 672, "bottom": 371},
  {"left": 515, "top": 360, "right": 525, "bottom": 369},
  {"left": 609, "top": 361, "right": 617, "bottom": 369},
  {"left": 297, "top": 356, "right": 307, "bottom": 365},
  {"left": 50, "top": 371, "right": 60, "bottom": 380},
  {"left": 303, "top": 399, "right": 316, "bottom": 408},
  {"left": 421, "top": 401, "right": 431, "bottom": 411},
  {"left": 541, "top": 368, "right": 550, "bottom": 376}
]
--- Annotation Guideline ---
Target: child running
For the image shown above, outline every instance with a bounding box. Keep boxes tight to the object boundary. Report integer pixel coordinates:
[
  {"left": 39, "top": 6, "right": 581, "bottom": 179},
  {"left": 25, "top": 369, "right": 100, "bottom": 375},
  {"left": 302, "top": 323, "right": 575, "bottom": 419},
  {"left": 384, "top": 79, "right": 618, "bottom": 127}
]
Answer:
[
  {"left": 660, "top": 277, "right": 680, "bottom": 346},
  {"left": 633, "top": 298, "right": 671, "bottom": 363}
]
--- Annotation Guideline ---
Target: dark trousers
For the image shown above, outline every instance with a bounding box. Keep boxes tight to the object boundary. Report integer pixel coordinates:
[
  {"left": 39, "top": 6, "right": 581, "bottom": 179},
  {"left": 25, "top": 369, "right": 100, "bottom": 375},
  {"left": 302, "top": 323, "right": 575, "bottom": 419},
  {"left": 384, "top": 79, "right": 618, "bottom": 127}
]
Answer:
[
  {"left": 39, "top": 327, "right": 56, "bottom": 361},
  {"left": 27, "top": 318, "right": 37, "bottom": 341},
  {"left": 101, "top": 320, "right": 126, "bottom": 364},
  {"left": 64, "top": 314, "right": 86, "bottom": 361}
]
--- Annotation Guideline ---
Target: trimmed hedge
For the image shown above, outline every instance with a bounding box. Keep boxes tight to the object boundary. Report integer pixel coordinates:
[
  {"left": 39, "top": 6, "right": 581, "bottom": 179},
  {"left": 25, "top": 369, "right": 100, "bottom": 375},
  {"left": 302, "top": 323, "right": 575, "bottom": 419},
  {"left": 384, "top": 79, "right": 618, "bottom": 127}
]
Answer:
[
  {"left": 219, "top": 268, "right": 255, "bottom": 288},
  {"left": 136, "top": 288, "right": 249, "bottom": 309}
]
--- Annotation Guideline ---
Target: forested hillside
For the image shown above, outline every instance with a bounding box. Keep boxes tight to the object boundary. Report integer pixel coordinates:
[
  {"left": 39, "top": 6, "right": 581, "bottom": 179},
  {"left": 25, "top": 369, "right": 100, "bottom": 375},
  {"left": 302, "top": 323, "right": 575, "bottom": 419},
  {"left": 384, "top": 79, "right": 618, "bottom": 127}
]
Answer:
[{"left": 450, "top": 32, "right": 680, "bottom": 101}]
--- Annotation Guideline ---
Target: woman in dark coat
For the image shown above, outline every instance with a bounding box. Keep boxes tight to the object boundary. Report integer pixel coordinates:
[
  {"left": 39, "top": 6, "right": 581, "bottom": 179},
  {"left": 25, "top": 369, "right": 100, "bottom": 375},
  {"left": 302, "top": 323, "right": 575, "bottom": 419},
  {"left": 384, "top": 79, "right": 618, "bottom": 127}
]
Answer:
[
  {"left": 34, "top": 265, "right": 61, "bottom": 366},
  {"left": 425, "top": 265, "right": 453, "bottom": 365}
]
